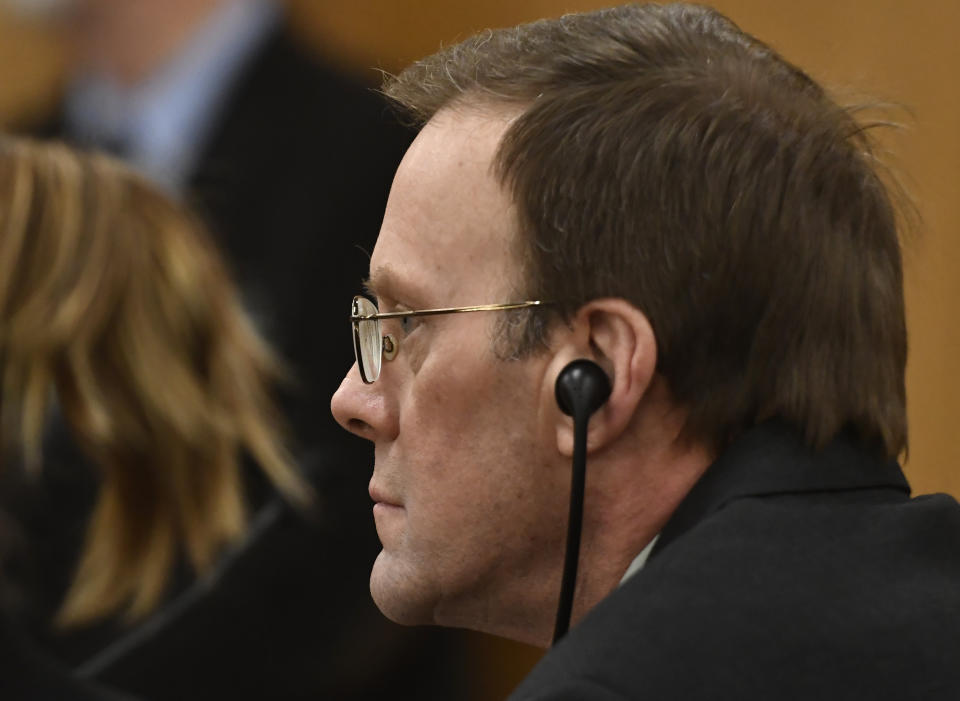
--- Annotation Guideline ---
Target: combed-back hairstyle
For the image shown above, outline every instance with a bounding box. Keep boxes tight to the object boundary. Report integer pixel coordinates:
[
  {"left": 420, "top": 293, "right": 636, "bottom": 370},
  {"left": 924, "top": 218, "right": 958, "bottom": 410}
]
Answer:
[
  {"left": 0, "top": 137, "right": 307, "bottom": 625},
  {"left": 384, "top": 2, "right": 908, "bottom": 458}
]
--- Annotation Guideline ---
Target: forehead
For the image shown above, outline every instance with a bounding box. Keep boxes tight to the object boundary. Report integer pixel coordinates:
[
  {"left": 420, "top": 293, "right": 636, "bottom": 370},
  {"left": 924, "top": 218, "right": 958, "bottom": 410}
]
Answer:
[{"left": 369, "top": 105, "right": 522, "bottom": 304}]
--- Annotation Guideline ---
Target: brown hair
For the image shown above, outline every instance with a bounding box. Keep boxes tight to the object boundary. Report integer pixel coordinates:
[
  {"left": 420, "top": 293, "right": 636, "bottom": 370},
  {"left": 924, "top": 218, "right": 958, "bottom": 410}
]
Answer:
[
  {"left": 0, "top": 137, "right": 307, "bottom": 625},
  {"left": 384, "top": 3, "right": 908, "bottom": 458}
]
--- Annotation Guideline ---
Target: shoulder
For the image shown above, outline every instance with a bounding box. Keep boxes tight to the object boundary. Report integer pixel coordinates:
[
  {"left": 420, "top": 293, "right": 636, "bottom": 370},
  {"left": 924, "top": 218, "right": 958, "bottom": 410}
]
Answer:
[{"left": 512, "top": 491, "right": 960, "bottom": 700}]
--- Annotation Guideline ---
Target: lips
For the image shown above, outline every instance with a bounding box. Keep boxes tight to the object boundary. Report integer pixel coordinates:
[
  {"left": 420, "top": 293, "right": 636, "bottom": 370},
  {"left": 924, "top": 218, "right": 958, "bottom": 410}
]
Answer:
[{"left": 369, "top": 482, "right": 401, "bottom": 507}]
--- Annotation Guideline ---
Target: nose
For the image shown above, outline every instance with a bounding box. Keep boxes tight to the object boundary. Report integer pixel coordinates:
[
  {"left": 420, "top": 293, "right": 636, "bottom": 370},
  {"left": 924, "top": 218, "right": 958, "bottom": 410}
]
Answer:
[{"left": 331, "top": 363, "right": 397, "bottom": 442}]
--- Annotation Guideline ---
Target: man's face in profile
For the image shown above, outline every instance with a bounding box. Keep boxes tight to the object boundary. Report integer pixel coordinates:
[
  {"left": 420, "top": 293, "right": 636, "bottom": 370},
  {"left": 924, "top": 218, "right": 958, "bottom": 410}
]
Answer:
[{"left": 332, "top": 106, "right": 571, "bottom": 643}]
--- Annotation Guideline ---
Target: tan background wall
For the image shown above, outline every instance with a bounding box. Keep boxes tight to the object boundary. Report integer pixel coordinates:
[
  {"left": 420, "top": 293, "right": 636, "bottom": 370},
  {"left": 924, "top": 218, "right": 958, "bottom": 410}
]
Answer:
[{"left": 0, "top": 1, "right": 957, "bottom": 697}]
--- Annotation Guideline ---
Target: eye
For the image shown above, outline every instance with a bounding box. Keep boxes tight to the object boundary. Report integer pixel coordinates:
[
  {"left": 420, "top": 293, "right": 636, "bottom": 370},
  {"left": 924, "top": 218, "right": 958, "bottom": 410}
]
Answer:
[{"left": 399, "top": 314, "right": 419, "bottom": 336}]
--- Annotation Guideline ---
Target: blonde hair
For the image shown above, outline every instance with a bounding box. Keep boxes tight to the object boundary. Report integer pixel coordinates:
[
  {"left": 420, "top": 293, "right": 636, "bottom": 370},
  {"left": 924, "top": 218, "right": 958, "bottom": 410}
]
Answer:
[{"left": 0, "top": 137, "right": 307, "bottom": 625}]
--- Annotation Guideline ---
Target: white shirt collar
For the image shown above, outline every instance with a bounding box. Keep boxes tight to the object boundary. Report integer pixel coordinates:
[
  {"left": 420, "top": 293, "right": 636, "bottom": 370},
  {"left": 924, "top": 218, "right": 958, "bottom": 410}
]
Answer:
[{"left": 619, "top": 534, "right": 661, "bottom": 586}]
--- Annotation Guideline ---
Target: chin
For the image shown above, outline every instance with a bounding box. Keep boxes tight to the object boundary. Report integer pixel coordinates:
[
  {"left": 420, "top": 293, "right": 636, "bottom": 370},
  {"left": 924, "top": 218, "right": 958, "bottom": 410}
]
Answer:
[{"left": 369, "top": 551, "right": 437, "bottom": 626}]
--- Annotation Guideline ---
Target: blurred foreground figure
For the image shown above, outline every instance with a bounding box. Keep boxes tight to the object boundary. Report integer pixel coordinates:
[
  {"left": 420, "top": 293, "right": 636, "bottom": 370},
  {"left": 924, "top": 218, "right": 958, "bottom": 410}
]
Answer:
[
  {"left": 8, "top": 0, "right": 469, "bottom": 698},
  {"left": 332, "top": 4, "right": 960, "bottom": 699},
  {"left": 0, "top": 137, "right": 304, "bottom": 699}
]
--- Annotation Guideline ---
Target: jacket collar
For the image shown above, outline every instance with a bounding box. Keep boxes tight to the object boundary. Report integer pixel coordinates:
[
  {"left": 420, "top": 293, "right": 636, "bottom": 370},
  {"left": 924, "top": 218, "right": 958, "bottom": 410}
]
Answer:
[{"left": 651, "top": 419, "right": 910, "bottom": 557}]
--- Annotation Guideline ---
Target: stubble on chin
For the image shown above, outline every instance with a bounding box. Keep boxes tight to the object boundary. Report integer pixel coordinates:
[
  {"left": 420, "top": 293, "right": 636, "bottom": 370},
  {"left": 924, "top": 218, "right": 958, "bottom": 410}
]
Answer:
[{"left": 368, "top": 549, "right": 438, "bottom": 626}]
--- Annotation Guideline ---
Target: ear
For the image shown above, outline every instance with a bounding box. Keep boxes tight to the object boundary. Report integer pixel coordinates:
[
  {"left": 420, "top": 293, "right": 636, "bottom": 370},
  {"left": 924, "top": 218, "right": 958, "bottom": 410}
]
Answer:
[{"left": 546, "top": 299, "right": 657, "bottom": 457}]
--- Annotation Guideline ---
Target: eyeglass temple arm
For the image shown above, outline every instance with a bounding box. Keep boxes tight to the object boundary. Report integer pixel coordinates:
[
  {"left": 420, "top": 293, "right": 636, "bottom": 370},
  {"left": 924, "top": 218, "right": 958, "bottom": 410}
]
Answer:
[{"left": 353, "top": 300, "right": 546, "bottom": 321}]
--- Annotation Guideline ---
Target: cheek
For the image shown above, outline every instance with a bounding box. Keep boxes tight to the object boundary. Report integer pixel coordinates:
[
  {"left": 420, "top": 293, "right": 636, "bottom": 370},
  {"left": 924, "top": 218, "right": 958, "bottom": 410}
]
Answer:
[
  {"left": 401, "top": 333, "right": 496, "bottom": 435},
  {"left": 404, "top": 347, "right": 519, "bottom": 456},
  {"left": 383, "top": 348, "right": 573, "bottom": 606},
  {"left": 398, "top": 353, "right": 547, "bottom": 519}
]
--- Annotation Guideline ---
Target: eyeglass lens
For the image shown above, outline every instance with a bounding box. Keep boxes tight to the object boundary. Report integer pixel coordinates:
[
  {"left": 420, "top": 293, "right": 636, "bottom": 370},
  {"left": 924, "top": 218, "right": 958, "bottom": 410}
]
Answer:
[{"left": 352, "top": 296, "right": 382, "bottom": 383}]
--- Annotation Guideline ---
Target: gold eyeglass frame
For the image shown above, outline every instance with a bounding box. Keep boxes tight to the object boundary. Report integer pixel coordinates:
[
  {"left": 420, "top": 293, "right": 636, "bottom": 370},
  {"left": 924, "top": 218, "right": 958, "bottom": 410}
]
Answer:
[{"left": 351, "top": 296, "right": 548, "bottom": 384}]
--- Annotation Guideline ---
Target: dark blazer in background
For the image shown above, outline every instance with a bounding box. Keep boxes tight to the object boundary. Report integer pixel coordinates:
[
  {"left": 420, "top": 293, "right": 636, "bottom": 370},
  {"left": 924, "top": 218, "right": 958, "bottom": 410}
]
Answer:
[
  {"left": 0, "top": 616, "right": 137, "bottom": 701},
  {"left": 4, "top": 21, "right": 471, "bottom": 701},
  {"left": 511, "top": 421, "right": 960, "bottom": 700}
]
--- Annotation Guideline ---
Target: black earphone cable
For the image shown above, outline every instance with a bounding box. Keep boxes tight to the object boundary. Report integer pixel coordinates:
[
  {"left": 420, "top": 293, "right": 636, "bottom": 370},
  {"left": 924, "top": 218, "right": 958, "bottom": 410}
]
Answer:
[
  {"left": 552, "top": 405, "right": 589, "bottom": 643},
  {"left": 551, "top": 359, "right": 611, "bottom": 645}
]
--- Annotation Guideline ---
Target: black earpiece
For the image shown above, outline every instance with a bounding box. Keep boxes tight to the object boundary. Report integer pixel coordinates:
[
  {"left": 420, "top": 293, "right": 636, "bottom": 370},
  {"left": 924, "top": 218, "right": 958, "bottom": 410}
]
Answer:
[{"left": 555, "top": 359, "right": 611, "bottom": 420}]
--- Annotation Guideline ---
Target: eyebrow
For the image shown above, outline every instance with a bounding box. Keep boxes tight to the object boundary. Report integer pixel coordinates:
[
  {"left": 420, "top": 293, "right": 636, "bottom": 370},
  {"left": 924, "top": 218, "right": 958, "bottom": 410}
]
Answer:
[
  {"left": 362, "top": 267, "right": 394, "bottom": 300},
  {"left": 363, "top": 265, "right": 423, "bottom": 306}
]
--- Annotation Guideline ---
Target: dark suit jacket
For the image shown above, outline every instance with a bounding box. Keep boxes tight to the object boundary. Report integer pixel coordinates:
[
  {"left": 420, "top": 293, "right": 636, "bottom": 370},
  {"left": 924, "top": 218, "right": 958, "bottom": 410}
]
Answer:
[
  {"left": 5, "top": 21, "right": 471, "bottom": 701},
  {"left": 0, "top": 617, "right": 136, "bottom": 701},
  {"left": 510, "top": 421, "right": 960, "bottom": 700}
]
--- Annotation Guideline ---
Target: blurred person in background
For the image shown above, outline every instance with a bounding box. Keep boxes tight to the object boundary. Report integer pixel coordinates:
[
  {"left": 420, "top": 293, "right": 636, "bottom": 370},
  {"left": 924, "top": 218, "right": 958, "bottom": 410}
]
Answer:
[
  {"left": 0, "top": 137, "right": 305, "bottom": 699},
  {"left": 2, "top": 0, "right": 469, "bottom": 699}
]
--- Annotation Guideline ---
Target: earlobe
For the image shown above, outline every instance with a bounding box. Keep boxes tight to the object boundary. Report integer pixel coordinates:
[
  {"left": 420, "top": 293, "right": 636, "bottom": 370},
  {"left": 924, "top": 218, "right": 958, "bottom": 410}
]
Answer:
[{"left": 550, "top": 299, "right": 657, "bottom": 457}]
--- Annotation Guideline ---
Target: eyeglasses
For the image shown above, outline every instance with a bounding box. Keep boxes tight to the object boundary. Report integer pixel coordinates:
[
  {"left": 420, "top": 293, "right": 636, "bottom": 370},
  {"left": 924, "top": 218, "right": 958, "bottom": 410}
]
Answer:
[{"left": 351, "top": 296, "right": 547, "bottom": 383}]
